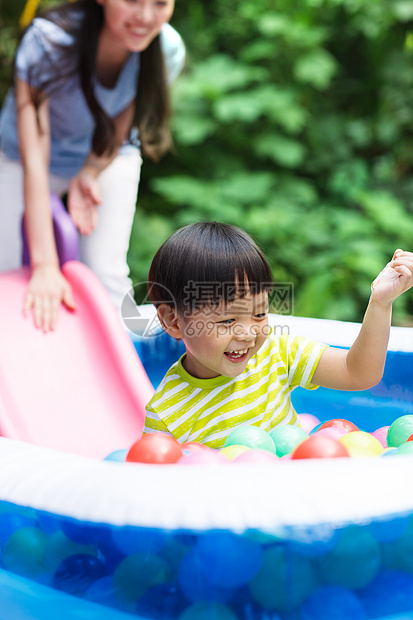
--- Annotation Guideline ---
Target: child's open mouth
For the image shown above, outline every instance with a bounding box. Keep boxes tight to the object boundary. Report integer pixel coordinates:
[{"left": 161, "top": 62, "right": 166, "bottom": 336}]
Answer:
[{"left": 224, "top": 349, "right": 249, "bottom": 363}]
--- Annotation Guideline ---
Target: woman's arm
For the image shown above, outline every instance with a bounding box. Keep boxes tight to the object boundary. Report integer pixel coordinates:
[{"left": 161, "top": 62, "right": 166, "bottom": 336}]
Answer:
[
  {"left": 16, "top": 77, "right": 76, "bottom": 331},
  {"left": 67, "top": 102, "right": 135, "bottom": 235},
  {"left": 312, "top": 250, "right": 413, "bottom": 391}
]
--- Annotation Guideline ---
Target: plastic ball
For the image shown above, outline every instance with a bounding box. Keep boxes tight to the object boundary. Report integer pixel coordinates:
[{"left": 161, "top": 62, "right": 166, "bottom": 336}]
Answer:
[
  {"left": 179, "top": 602, "right": 237, "bottom": 620},
  {"left": 113, "top": 553, "right": 172, "bottom": 603},
  {"left": 370, "top": 426, "right": 389, "bottom": 448},
  {"left": 318, "top": 419, "right": 359, "bottom": 433},
  {"left": 112, "top": 525, "right": 166, "bottom": 556},
  {"left": 53, "top": 553, "right": 106, "bottom": 596},
  {"left": 178, "top": 549, "right": 235, "bottom": 603},
  {"left": 309, "top": 422, "right": 323, "bottom": 435},
  {"left": 317, "top": 526, "right": 381, "bottom": 589},
  {"left": 381, "top": 447, "right": 398, "bottom": 457},
  {"left": 181, "top": 442, "right": 210, "bottom": 455},
  {"left": 359, "top": 569, "right": 413, "bottom": 618},
  {"left": 44, "top": 530, "right": 98, "bottom": 573},
  {"left": 300, "top": 585, "right": 365, "bottom": 620},
  {"left": 316, "top": 427, "right": 347, "bottom": 440},
  {"left": 223, "top": 426, "right": 276, "bottom": 453},
  {"left": 292, "top": 435, "right": 350, "bottom": 459},
  {"left": 219, "top": 445, "right": 250, "bottom": 460},
  {"left": 234, "top": 449, "right": 278, "bottom": 464},
  {"left": 2, "top": 526, "right": 48, "bottom": 578},
  {"left": 104, "top": 448, "right": 128, "bottom": 462},
  {"left": 178, "top": 450, "right": 229, "bottom": 465},
  {"left": 85, "top": 576, "right": 118, "bottom": 608},
  {"left": 387, "top": 415, "right": 413, "bottom": 448},
  {"left": 126, "top": 434, "right": 182, "bottom": 464},
  {"left": 394, "top": 442, "right": 413, "bottom": 456},
  {"left": 196, "top": 530, "right": 263, "bottom": 588},
  {"left": 249, "top": 545, "right": 318, "bottom": 612},
  {"left": 297, "top": 413, "right": 321, "bottom": 433},
  {"left": 269, "top": 425, "right": 308, "bottom": 457},
  {"left": 0, "top": 511, "right": 37, "bottom": 546},
  {"left": 136, "top": 581, "right": 188, "bottom": 620},
  {"left": 338, "top": 431, "right": 383, "bottom": 457}
]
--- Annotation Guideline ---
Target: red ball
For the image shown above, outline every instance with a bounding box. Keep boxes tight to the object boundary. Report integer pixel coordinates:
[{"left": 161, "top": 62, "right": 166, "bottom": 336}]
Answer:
[
  {"left": 126, "top": 434, "right": 182, "bottom": 464},
  {"left": 292, "top": 435, "right": 350, "bottom": 459},
  {"left": 407, "top": 434, "right": 413, "bottom": 442},
  {"left": 318, "top": 418, "right": 359, "bottom": 433}
]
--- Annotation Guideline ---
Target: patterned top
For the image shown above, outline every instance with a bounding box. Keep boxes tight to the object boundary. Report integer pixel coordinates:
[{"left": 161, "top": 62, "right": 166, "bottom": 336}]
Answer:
[{"left": 144, "top": 331, "right": 327, "bottom": 448}]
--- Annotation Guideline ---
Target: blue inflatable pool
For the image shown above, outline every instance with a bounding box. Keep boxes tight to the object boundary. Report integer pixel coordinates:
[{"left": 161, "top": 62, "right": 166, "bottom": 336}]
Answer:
[{"left": 1, "top": 312, "right": 413, "bottom": 620}]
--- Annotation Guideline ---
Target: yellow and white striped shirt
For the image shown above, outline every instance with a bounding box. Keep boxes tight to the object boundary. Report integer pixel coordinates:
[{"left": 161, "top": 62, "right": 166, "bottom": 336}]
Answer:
[{"left": 144, "top": 332, "right": 327, "bottom": 448}]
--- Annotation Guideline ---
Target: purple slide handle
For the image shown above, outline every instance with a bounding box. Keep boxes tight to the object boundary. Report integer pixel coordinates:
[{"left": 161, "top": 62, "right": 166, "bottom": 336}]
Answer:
[{"left": 22, "top": 193, "right": 80, "bottom": 266}]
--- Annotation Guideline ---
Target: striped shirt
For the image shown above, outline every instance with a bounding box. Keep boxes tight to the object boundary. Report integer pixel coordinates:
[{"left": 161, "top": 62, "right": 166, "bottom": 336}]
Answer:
[{"left": 144, "top": 332, "right": 327, "bottom": 448}]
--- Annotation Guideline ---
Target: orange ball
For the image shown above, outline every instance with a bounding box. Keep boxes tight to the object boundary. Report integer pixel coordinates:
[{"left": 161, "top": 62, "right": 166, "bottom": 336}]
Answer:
[
  {"left": 292, "top": 435, "right": 350, "bottom": 459},
  {"left": 126, "top": 434, "right": 182, "bottom": 464}
]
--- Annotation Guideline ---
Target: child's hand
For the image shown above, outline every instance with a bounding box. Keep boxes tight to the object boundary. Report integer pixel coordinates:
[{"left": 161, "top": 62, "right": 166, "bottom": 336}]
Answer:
[
  {"left": 371, "top": 249, "right": 413, "bottom": 306},
  {"left": 68, "top": 169, "right": 101, "bottom": 235}
]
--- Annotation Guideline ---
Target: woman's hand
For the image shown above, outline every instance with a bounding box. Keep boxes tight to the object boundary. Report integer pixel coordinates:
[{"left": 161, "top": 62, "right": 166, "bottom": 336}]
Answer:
[
  {"left": 370, "top": 249, "right": 413, "bottom": 307},
  {"left": 68, "top": 169, "right": 101, "bottom": 235},
  {"left": 23, "top": 264, "right": 76, "bottom": 332}
]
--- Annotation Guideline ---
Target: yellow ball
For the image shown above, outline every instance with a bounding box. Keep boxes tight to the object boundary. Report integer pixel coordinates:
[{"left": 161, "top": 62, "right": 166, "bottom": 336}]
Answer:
[
  {"left": 338, "top": 431, "right": 383, "bottom": 457},
  {"left": 220, "top": 445, "right": 251, "bottom": 460}
]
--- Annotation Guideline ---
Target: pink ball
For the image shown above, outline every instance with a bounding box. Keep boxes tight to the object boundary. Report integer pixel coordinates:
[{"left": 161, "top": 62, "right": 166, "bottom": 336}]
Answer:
[
  {"left": 178, "top": 449, "right": 229, "bottom": 465},
  {"left": 317, "top": 427, "right": 347, "bottom": 440},
  {"left": 234, "top": 449, "right": 278, "bottom": 464},
  {"left": 297, "top": 413, "right": 321, "bottom": 434},
  {"left": 371, "top": 426, "right": 390, "bottom": 448}
]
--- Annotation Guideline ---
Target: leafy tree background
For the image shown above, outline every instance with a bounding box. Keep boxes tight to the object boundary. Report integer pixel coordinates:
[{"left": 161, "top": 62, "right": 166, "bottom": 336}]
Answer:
[{"left": 2, "top": 0, "right": 413, "bottom": 323}]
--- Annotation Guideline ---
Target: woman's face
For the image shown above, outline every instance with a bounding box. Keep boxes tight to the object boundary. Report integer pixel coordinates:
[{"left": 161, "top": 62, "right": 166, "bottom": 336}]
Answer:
[{"left": 97, "top": 0, "right": 175, "bottom": 53}]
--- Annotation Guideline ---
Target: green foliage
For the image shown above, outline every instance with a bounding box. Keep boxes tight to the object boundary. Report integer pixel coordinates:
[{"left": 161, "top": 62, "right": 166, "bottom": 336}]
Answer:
[{"left": 131, "top": 0, "right": 413, "bottom": 324}]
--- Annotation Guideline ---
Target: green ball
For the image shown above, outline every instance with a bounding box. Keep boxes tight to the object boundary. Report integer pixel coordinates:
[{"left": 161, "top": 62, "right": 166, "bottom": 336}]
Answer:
[
  {"left": 224, "top": 426, "right": 275, "bottom": 453},
  {"left": 269, "top": 425, "right": 308, "bottom": 457},
  {"left": 387, "top": 415, "right": 413, "bottom": 447},
  {"left": 2, "top": 527, "right": 48, "bottom": 578},
  {"left": 395, "top": 442, "right": 413, "bottom": 456}
]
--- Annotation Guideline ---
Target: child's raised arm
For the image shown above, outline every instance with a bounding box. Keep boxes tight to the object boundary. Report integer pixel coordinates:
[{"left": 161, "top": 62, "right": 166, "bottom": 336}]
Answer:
[{"left": 312, "top": 250, "right": 413, "bottom": 391}]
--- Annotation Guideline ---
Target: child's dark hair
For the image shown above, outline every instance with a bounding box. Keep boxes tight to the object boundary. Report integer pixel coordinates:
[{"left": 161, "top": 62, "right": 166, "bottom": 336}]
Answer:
[{"left": 148, "top": 222, "right": 273, "bottom": 313}]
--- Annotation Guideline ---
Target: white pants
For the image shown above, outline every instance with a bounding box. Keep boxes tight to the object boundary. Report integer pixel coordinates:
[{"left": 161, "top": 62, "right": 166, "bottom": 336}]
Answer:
[{"left": 0, "top": 147, "right": 142, "bottom": 311}]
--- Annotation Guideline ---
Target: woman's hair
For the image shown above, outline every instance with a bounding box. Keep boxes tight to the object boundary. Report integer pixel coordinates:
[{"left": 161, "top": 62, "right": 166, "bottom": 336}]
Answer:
[
  {"left": 148, "top": 222, "right": 274, "bottom": 314},
  {"left": 19, "top": 0, "right": 172, "bottom": 161}
]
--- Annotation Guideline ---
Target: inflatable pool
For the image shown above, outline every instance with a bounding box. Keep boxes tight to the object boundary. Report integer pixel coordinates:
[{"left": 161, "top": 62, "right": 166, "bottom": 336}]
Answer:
[{"left": 1, "top": 267, "right": 413, "bottom": 619}]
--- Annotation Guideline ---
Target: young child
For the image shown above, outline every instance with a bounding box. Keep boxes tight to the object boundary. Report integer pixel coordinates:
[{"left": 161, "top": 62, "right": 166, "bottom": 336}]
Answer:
[
  {"left": 0, "top": 0, "right": 184, "bottom": 331},
  {"left": 144, "top": 222, "right": 413, "bottom": 448}
]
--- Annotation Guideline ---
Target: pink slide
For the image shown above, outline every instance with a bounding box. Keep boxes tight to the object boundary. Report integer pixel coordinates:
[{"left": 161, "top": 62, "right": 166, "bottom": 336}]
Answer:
[{"left": 0, "top": 262, "right": 154, "bottom": 459}]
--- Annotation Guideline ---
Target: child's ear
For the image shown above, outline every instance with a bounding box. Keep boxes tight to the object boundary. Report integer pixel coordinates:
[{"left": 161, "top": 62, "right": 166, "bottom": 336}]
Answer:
[{"left": 157, "top": 304, "right": 184, "bottom": 339}]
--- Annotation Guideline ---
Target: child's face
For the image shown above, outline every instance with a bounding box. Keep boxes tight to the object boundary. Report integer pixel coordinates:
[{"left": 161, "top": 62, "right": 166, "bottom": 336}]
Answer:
[{"left": 179, "top": 290, "right": 269, "bottom": 380}]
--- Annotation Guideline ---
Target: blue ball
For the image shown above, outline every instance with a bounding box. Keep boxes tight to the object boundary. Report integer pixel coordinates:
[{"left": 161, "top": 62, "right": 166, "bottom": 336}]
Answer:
[
  {"left": 85, "top": 576, "right": 119, "bottom": 608},
  {"left": 179, "top": 602, "right": 238, "bottom": 620},
  {"left": 53, "top": 553, "right": 106, "bottom": 595},
  {"left": 136, "top": 581, "right": 188, "bottom": 619},
  {"left": 112, "top": 525, "right": 166, "bottom": 556},
  {"left": 178, "top": 549, "right": 235, "bottom": 603},
  {"left": 300, "top": 585, "right": 365, "bottom": 620},
  {"left": 359, "top": 570, "right": 413, "bottom": 617},
  {"left": 196, "top": 530, "right": 263, "bottom": 588},
  {"left": 368, "top": 517, "right": 408, "bottom": 543},
  {"left": 104, "top": 449, "right": 128, "bottom": 462}
]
